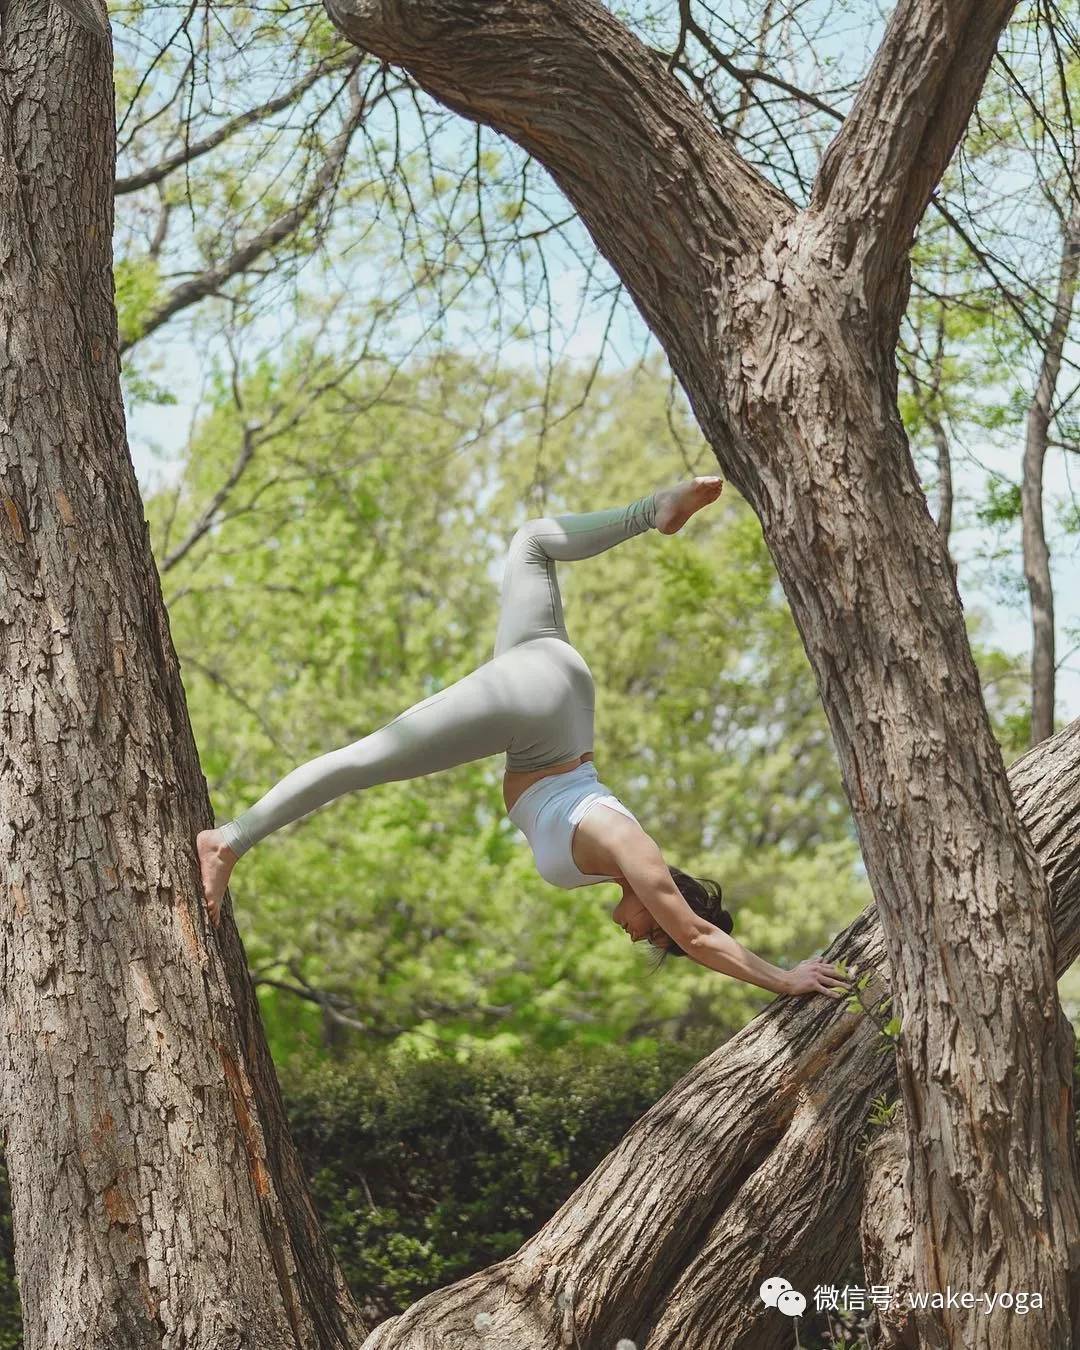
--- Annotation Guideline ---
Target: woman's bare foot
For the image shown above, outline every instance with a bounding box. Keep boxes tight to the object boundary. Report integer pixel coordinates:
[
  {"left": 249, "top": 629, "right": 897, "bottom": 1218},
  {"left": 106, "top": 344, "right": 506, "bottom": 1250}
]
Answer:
[
  {"left": 197, "top": 828, "right": 238, "bottom": 928},
  {"left": 654, "top": 475, "right": 724, "bottom": 534}
]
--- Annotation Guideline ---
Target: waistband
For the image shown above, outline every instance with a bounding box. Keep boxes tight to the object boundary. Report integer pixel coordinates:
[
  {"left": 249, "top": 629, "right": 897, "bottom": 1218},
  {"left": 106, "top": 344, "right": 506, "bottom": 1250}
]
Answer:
[{"left": 507, "top": 761, "right": 600, "bottom": 825}]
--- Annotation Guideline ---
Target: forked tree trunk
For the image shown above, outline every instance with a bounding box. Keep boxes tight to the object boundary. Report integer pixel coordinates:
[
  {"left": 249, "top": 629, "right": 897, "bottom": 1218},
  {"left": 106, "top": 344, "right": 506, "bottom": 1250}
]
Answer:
[
  {"left": 0, "top": 8, "right": 366, "bottom": 1348},
  {"left": 323, "top": 2, "right": 1080, "bottom": 1347}
]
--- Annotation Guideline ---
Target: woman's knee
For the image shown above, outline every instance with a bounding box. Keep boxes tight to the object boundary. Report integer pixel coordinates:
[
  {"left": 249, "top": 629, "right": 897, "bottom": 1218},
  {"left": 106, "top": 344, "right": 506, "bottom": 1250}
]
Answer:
[{"left": 509, "top": 518, "right": 555, "bottom": 556}]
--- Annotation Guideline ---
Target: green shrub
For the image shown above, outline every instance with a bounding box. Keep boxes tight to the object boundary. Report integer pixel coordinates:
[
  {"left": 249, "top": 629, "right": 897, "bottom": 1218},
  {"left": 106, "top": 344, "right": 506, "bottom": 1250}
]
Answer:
[{"left": 278, "top": 1037, "right": 708, "bottom": 1320}]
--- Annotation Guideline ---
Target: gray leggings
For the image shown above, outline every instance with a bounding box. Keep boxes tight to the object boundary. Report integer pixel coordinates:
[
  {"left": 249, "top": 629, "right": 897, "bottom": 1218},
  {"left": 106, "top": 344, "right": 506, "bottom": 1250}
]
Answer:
[{"left": 217, "top": 493, "right": 658, "bottom": 857}]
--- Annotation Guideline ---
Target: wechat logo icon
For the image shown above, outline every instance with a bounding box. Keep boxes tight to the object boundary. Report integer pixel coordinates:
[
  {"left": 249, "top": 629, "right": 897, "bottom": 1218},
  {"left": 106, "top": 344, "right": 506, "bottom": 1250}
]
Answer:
[{"left": 760, "top": 1276, "right": 807, "bottom": 1318}]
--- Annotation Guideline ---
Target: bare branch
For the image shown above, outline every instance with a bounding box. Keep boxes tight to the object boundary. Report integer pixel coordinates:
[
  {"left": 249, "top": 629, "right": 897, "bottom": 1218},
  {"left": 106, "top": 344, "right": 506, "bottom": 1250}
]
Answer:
[
  {"left": 159, "top": 420, "right": 259, "bottom": 572},
  {"left": 115, "top": 50, "right": 357, "bottom": 196}
]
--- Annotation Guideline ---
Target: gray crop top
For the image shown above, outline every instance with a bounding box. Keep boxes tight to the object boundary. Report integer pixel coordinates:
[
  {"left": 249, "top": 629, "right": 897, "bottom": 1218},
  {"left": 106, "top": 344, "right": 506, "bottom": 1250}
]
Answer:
[{"left": 507, "top": 762, "right": 638, "bottom": 889}]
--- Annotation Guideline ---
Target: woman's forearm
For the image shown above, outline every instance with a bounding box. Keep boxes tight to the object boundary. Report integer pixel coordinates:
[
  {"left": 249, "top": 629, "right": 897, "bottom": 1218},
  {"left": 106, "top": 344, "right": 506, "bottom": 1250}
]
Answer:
[{"left": 684, "top": 929, "right": 792, "bottom": 996}]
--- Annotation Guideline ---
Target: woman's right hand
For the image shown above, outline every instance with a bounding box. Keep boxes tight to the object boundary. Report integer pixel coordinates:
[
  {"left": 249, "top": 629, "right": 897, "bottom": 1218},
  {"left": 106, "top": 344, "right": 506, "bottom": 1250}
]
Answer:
[{"left": 783, "top": 956, "right": 850, "bottom": 998}]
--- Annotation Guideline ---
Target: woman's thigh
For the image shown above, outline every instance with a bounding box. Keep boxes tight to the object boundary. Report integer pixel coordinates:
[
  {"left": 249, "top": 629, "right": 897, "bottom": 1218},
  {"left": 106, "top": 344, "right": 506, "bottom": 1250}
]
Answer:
[
  {"left": 496, "top": 640, "right": 595, "bottom": 772},
  {"left": 357, "top": 640, "right": 593, "bottom": 781},
  {"left": 355, "top": 661, "right": 522, "bottom": 781}
]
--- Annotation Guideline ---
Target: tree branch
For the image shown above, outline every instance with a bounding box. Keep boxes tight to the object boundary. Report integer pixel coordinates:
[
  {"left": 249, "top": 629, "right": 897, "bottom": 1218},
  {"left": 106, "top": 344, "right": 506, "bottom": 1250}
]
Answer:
[
  {"left": 810, "top": 0, "right": 1018, "bottom": 313},
  {"left": 120, "top": 62, "right": 366, "bottom": 354},
  {"left": 323, "top": 0, "right": 793, "bottom": 384},
  {"left": 115, "top": 51, "right": 358, "bottom": 196}
]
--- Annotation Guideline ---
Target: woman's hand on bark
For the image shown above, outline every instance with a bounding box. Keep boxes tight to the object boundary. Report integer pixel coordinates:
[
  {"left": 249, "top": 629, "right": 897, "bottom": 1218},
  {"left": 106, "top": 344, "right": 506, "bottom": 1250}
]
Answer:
[{"left": 782, "top": 957, "right": 850, "bottom": 998}]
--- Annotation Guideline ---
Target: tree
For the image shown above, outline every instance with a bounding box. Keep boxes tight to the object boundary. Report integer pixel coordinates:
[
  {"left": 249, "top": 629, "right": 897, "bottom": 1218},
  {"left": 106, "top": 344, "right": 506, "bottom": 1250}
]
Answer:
[
  {"left": 0, "top": 10, "right": 366, "bottom": 1347},
  {"left": 316, "top": 1, "right": 1080, "bottom": 1346}
]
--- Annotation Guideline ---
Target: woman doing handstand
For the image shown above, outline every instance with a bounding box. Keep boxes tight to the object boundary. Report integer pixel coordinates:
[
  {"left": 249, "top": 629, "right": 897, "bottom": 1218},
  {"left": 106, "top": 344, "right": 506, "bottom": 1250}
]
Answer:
[{"left": 197, "top": 476, "right": 849, "bottom": 1000}]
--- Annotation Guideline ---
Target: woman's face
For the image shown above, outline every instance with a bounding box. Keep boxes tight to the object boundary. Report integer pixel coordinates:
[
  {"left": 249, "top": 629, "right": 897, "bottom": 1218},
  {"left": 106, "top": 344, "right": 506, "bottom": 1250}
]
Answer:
[{"left": 611, "top": 886, "right": 671, "bottom": 948}]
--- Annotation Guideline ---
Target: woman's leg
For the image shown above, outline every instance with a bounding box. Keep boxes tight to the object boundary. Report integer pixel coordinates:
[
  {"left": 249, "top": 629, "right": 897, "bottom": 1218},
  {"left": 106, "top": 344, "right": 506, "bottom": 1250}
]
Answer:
[
  {"left": 216, "top": 659, "right": 521, "bottom": 860},
  {"left": 493, "top": 492, "right": 658, "bottom": 656}
]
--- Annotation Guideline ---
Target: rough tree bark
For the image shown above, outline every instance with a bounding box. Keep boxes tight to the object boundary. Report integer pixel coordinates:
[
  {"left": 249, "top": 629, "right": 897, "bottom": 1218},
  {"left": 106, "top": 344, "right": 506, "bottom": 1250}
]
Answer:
[
  {"left": 0, "top": 8, "right": 366, "bottom": 1348},
  {"left": 1021, "top": 205, "right": 1079, "bottom": 748},
  {"left": 322, "top": 1, "right": 1080, "bottom": 1346},
  {"left": 863, "top": 717, "right": 1080, "bottom": 1346}
]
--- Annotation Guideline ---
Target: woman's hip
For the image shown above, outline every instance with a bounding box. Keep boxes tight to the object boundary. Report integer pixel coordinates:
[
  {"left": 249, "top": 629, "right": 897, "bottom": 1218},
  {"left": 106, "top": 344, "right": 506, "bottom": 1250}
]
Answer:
[{"left": 491, "top": 639, "right": 595, "bottom": 772}]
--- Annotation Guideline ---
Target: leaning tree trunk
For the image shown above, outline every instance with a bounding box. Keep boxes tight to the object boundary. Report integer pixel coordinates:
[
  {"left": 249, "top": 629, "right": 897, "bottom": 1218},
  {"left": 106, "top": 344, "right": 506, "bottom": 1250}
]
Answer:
[
  {"left": 323, "top": 2, "right": 1080, "bottom": 1346},
  {"left": 0, "top": 7, "right": 366, "bottom": 1348}
]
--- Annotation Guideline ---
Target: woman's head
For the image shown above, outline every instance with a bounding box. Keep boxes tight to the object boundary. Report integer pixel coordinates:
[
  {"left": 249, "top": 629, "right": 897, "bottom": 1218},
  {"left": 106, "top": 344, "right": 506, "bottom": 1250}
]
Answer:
[
  {"left": 610, "top": 867, "right": 733, "bottom": 961},
  {"left": 660, "top": 868, "right": 733, "bottom": 960}
]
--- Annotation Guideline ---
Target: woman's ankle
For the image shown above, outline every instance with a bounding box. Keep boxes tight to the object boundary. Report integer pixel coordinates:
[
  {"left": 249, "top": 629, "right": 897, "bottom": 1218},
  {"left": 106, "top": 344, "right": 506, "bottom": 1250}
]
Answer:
[
  {"left": 216, "top": 821, "right": 248, "bottom": 860},
  {"left": 198, "top": 826, "right": 241, "bottom": 865}
]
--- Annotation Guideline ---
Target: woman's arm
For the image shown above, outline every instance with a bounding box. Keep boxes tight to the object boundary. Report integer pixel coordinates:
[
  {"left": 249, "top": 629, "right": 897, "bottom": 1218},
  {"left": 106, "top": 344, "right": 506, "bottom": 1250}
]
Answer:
[
  {"left": 681, "top": 927, "right": 797, "bottom": 995},
  {"left": 613, "top": 826, "right": 847, "bottom": 998},
  {"left": 680, "top": 928, "right": 849, "bottom": 998}
]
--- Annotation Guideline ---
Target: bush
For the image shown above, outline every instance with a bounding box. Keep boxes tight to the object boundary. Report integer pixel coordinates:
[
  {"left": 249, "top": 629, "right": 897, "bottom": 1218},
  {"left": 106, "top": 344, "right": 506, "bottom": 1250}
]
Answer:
[{"left": 278, "top": 1037, "right": 708, "bottom": 1321}]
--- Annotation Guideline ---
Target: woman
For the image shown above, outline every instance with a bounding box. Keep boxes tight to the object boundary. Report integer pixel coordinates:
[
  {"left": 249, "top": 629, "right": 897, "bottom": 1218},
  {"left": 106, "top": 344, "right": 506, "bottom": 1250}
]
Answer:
[{"left": 197, "top": 476, "right": 849, "bottom": 1000}]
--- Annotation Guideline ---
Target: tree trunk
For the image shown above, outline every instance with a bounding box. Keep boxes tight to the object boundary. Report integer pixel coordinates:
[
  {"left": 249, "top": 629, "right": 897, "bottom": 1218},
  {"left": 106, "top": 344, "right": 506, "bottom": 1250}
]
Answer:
[
  {"left": 863, "top": 1115, "right": 919, "bottom": 1349},
  {"left": 0, "top": 8, "right": 366, "bottom": 1347},
  {"left": 863, "top": 717, "right": 1080, "bottom": 1345},
  {"left": 323, "top": 2, "right": 1080, "bottom": 1346},
  {"left": 1021, "top": 206, "right": 1079, "bottom": 748}
]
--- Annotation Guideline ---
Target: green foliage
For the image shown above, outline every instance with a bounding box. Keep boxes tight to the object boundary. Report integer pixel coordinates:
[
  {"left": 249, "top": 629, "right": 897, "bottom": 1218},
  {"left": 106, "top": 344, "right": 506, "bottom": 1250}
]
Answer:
[
  {"left": 997, "top": 710, "right": 1033, "bottom": 762},
  {"left": 867, "top": 1094, "right": 899, "bottom": 1129},
  {"left": 897, "top": 71, "right": 1079, "bottom": 762},
  {"left": 967, "top": 616, "right": 1030, "bottom": 763},
  {"left": 975, "top": 478, "right": 1023, "bottom": 527},
  {"left": 278, "top": 1038, "right": 708, "bottom": 1321},
  {"left": 153, "top": 343, "right": 1039, "bottom": 1060},
  {"left": 113, "top": 257, "right": 163, "bottom": 350},
  {"left": 836, "top": 964, "right": 901, "bottom": 1061}
]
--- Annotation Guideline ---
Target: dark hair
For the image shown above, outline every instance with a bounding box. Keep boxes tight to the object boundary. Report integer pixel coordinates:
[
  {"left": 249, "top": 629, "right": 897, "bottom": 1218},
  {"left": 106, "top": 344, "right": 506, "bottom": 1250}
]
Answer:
[{"left": 653, "top": 867, "right": 733, "bottom": 966}]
